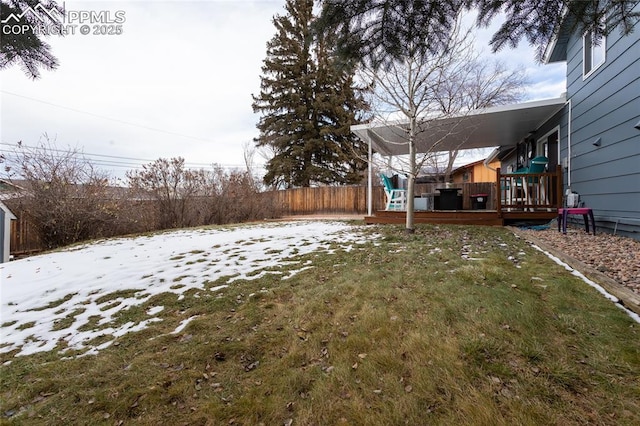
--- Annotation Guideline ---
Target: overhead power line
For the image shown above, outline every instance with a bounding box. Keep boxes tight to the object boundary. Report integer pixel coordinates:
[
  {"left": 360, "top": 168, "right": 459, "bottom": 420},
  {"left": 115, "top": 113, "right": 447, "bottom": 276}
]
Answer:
[
  {"left": 0, "top": 143, "right": 249, "bottom": 171},
  {"left": 1, "top": 90, "right": 217, "bottom": 143}
]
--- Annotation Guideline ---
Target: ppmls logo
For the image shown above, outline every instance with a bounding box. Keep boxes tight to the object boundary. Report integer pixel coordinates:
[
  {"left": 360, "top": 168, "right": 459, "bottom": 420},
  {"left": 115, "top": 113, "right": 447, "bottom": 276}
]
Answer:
[
  {"left": 1, "top": 3, "right": 63, "bottom": 24},
  {"left": 2, "top": 2, "right": 125, "bottom": 36}
]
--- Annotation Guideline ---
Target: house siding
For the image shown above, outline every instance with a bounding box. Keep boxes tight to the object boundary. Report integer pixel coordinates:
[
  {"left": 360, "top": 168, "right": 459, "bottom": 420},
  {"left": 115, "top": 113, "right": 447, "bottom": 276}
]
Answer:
[
  {"left": 472, "top": 161, "right": 500, "bottom": 183},
  {"left": 561, "top": 8, "right": 640, "bottom": 239},
  {"left": 452, "top": 160, "right": 500, "bottom": 184},
  {"left": 501, "top": 109, "right": 565, "bottom": 174},
  {"left": 0, "top": 201, "right": 16, "bottom": 263}
]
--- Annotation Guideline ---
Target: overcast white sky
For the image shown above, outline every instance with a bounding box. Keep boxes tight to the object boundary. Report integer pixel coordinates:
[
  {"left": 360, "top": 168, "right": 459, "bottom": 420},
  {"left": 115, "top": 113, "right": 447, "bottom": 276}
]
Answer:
[{"left": 0, "top": 0, "right": 566, "bottom": 180}]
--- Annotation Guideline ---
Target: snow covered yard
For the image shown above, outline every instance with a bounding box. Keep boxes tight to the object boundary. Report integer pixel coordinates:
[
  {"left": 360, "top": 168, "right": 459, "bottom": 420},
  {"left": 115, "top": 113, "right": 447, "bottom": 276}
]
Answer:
[{"left": 0, "top": 221, "right": 373, "bottom": 358}]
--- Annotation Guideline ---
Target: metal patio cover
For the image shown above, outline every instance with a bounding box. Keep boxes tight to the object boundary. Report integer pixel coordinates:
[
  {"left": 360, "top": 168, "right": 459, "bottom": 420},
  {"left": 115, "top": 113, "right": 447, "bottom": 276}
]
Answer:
[{"left": 351, "top": 96, "right": 566, "bottom": 156}]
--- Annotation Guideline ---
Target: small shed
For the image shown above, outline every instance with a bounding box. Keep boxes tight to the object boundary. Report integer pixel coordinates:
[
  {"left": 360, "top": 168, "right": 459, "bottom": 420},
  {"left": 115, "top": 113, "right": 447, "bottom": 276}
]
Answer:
[{"left": 0, "top": 200, "right": 17, "bottom": 263}]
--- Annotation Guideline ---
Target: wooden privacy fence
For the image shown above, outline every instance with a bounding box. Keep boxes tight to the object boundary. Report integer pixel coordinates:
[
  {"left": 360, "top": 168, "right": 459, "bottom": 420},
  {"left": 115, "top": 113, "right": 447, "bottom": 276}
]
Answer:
[
  {"left": 413, "top": 182, "right": 497, "bottom": 210},
  {"left": 267, "top": 186, "right": 385, "bottom": 215},
  {"left": 268, "top": 182, "right": 498, "bottom": 216},
  {"left": 10, "top": 213, "right": 42, "bottom": 256}
]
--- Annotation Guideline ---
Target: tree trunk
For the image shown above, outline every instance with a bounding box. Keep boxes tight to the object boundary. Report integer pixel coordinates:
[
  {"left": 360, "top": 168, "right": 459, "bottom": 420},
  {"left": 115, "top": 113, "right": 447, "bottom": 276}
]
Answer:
[
  {"left": 405, "top": 114, "right": 416, "bottom": 233},
  {"left": 405, "top": 163, "right": 415, "bottom": 234}
]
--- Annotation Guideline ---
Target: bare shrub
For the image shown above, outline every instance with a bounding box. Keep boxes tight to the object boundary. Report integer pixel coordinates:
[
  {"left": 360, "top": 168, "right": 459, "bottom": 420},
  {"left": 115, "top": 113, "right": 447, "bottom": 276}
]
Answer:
[
  {"left": 127, "top": 158, "right": 277, "bottom": 231},
  {"left": 2, "top": 138, "right": 120, "bottom": 249},
  {"left": 2, "top": 144, "right": 279, "bottom": 253},
  {"left": 207, "top": 166, "right": 277, "bottom": 225},
  {"left": 126, "top": 157, "right": 210, "bottom": 229}
]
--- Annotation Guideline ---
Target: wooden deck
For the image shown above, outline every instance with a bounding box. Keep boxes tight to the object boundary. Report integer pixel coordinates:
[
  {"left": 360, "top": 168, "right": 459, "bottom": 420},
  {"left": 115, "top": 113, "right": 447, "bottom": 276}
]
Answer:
[
  {"left": 365, "top": 209, "right": 558, "bottom": 226},
  {"left": 366, "top": 166, "right": 563, "bottom": 226}
]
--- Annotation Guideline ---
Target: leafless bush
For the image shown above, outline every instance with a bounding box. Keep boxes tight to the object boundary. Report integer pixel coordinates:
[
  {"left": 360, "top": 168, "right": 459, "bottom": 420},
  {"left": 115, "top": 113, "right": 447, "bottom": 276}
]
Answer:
[
  {"left": 105, "top": 199, "right": 159, "bottom": 236},
  {"left": 126, "top": 157, "right": 210, "bottom": 229},
  {"left": 2, "top": 138, "right": 120, "bottom": 249},
  {"left": 2, "top": 143, "right": 279, "bottom": 252},
  {"left": 207, "top": 166, "right": 277, "bottom": 225},
  {"left": 127, "top": 158, "right": 277, "bottom": 230}
]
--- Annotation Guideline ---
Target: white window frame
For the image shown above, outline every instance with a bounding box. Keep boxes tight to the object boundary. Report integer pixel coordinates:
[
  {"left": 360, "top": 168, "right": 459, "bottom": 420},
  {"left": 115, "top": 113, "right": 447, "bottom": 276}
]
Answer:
[{"left": 583, "top": 25, "right": 606, "bottom": 79}]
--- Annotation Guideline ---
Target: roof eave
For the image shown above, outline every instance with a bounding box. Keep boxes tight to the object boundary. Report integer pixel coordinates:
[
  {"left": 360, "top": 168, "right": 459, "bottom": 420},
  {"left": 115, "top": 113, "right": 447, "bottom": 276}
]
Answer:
[
  {"left": 543, "top": 8, "right": 571, "bottom": 64},
  {"left": 350, "top": 95, "right": 567, "bottom": 157}
]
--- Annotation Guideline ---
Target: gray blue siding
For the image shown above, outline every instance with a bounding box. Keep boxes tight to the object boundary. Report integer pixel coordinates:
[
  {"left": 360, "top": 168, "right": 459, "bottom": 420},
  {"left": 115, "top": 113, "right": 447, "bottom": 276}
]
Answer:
[{"left": 560, "top": 8, "right": 640, "bottom": 238}]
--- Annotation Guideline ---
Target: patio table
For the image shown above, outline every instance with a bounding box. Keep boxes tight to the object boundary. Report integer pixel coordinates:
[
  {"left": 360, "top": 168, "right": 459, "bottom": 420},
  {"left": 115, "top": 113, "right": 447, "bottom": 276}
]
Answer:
[{"left": 558, "top": 208, "right": 596, "bottom": 235}]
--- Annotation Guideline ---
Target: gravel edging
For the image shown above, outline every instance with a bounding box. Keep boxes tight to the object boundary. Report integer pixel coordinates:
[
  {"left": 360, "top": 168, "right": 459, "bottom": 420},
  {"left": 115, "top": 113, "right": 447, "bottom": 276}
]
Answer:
[{"left": 511, "top": 226, "right": 640, "bottom": 316}]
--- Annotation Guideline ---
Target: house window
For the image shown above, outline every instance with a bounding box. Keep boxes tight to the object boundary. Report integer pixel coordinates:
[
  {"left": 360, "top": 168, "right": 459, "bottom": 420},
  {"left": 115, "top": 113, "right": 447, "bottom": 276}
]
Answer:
[{"left": 583, "top": 26, "right": 606, "bottom": 77}]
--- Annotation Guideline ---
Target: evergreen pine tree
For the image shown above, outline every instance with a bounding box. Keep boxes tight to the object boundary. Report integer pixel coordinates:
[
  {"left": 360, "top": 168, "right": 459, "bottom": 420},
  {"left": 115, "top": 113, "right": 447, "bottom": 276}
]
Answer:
[
  {"left": 1, "top": 0, "right": 65, "bottom": 79},
  {"left": 252, "top": 0, "right": 369, "bottom": 188},
  {"left": 313, "top": 31, "right": 370, "bottom": 185},
  {"left": 317, "top": 0, "right": 640, "bottom": 67}
]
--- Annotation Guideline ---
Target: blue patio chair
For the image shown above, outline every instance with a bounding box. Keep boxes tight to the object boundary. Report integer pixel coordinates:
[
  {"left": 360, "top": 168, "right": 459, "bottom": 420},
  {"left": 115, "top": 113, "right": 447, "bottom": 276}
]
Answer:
[
  {"left": 528, "top": 156, "right": 548, "bottom": 181},
  {"left": 381, "top": 174, "right": 407, "bottom": 211},
  {"left": 511, "top": 156, "right": 549, "bottom": 209}
]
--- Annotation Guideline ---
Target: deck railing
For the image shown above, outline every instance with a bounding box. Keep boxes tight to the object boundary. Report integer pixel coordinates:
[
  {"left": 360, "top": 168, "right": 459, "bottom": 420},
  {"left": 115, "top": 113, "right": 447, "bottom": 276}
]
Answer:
[{"left": 496, "top": 166, "right": 563, "bottom": 214}]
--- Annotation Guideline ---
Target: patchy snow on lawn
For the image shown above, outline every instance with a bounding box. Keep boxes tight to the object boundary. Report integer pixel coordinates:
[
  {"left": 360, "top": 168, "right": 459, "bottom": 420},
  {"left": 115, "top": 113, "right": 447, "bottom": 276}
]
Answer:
[{"left": 0, "top": 221, "right": 372, "bottom": 358}]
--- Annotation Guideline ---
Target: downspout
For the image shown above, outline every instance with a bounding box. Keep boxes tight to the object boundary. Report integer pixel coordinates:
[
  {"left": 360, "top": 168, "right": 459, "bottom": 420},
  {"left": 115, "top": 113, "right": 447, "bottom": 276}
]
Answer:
[
  {"left": 567, "top": 99, "right": 572, "bottom": 188},
  {"left": 483, "top": 147, "right": 501, "bottom": 171},
  {"left": 367, "top": 131, "right": 373, "bottom": 216}
]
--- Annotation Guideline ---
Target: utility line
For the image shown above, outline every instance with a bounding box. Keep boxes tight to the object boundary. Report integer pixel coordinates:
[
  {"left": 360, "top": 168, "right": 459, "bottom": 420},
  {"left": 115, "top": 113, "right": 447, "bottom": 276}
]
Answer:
[
  {"left": 0, "top": 143, "right": 158, "bottom": 164},
  {"left": 0, "top": 143, "right": 247, "bottom": 170},
  {"left": 1, "top": 90, "right": 217, "bottom": 143}
]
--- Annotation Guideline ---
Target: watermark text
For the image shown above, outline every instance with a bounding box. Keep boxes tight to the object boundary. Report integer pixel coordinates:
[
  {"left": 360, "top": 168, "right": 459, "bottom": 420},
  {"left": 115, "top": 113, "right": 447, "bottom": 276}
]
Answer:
[{"left": 1, "top": 2, "right": 126, "bottom": 36}]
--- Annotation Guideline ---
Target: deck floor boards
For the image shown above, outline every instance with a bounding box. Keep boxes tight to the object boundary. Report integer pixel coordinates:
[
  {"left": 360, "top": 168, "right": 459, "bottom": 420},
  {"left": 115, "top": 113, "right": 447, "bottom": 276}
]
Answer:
[{"left": 365, "top": 210, "right": 557, "bottom": 226}]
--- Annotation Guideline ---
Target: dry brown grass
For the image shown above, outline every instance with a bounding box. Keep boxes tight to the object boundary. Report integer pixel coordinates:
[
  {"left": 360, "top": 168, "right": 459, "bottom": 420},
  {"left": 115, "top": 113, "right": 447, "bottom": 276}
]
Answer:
[{"left": 1, "top": 224, "right": 639, "bottom": 425}]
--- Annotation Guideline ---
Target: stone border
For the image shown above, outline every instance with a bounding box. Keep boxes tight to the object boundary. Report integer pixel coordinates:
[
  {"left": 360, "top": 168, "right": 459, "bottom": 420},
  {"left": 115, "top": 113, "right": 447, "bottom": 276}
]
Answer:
[{"left": 511, "top": 227, "right": 640, "bottom": 316}]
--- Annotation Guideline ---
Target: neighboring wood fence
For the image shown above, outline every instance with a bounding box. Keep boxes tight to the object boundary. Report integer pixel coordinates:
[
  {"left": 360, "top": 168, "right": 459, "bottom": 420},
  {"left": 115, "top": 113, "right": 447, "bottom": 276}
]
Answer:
[
  {"left": 267, "top": 186, "right": 385, "bottom": 215},
  {"left": 10, "top": 213, "right": 42, "bottom": 256},
  {"left": 413, "top": 182, "right": 497, "bottom": 210},
  {"left": 268, "top": 182, "right": 498, "bottom": 215}
]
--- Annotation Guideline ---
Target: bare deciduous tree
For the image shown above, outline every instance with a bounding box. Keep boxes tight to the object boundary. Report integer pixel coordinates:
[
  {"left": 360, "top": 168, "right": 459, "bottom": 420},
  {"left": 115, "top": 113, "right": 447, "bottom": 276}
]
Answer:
[
  {"left": 434, "top": 58, "right": 527, "bottom": 181},
  {"left": 360, "top": 16, "right": 526, "bottom": 232},
  {"left": 359, "top": 17, "right": 475, "bottom": 232}
]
